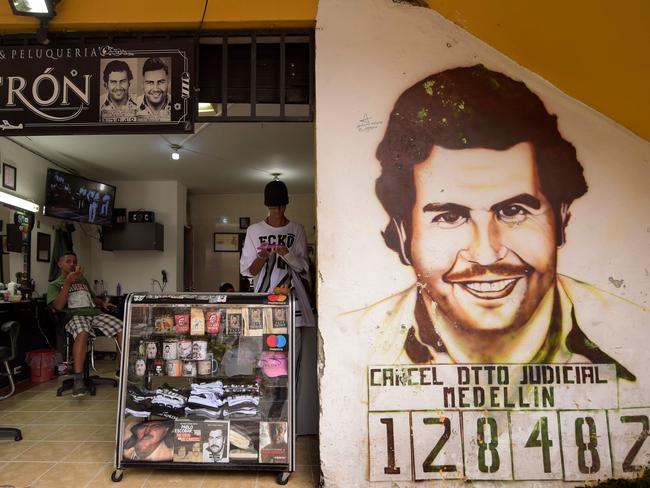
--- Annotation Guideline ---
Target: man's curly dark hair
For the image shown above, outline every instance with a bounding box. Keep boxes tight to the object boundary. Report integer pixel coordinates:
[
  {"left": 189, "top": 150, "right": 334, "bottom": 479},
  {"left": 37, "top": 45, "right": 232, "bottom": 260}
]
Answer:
[
  {"left": 102, "top": 60, "right": 133, "bottom": 84},
  {"left": 375, "top": 64, "right": 588, "bottom": 264}
]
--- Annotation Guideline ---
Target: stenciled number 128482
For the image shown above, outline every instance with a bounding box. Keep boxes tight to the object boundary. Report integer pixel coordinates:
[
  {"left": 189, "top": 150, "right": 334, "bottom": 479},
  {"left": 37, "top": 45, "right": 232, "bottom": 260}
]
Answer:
[{"left": 368, "top": 408, "right": 649, "bottom": 482}]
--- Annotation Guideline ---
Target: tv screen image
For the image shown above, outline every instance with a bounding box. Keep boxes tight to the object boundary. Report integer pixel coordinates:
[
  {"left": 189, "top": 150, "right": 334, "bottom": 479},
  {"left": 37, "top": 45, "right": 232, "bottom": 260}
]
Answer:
[{"left": 44, "top": 168, "right": 117, "bottom": 226}]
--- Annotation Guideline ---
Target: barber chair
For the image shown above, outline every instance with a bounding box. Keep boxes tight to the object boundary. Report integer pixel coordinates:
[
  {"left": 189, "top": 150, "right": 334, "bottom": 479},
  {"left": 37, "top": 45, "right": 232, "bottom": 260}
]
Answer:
[
  {"left": 0, "top": 320, "right": 22, "bottom": 441},
  {"left": 49, "top": 308, "right": 119, "bottom": 397}
]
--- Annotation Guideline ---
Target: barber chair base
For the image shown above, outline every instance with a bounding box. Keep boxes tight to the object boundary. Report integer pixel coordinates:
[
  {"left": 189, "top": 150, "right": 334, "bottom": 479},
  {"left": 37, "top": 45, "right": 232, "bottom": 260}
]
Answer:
[
  {"left": 0, "top": 427, "right": 22, "bottom": 441},
  {"left": 57, "top": 375, "right": 117, "bottom": 397}
]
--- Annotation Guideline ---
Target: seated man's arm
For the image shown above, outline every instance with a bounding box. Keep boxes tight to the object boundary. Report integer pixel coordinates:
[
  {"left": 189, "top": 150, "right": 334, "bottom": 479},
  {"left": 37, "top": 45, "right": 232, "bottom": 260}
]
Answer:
[
  {"left": 47, "top": 270, "right": 83, "bottom": 312},
  {"left": 94, "top": 295, "right": 117, "bottom": 311}
]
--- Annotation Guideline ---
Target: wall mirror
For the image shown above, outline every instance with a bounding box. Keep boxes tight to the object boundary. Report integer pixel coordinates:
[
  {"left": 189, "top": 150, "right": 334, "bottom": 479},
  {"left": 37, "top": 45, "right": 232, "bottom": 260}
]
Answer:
[{"left": 0, "top": 204, "right": 33, "bottom": 285}]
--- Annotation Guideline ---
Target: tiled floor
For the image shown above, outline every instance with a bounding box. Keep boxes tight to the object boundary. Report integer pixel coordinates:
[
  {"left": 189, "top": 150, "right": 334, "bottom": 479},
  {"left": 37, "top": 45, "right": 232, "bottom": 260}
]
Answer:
[{"left": 0, "top": 361, "right": 320, "bottom": 487}]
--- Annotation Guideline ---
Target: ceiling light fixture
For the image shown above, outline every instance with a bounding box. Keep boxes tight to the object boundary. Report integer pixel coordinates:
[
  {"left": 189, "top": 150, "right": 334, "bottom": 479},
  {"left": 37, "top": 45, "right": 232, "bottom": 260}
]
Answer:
[
  {"left": 271, "top": 172, "right": 281, "bottom": 181},
  {"left": 8, "top": 0, "right": 60, "bottom": 45},
  {"left": 8, "top": 0, "right": 56, "bottom": 17},
  {"left": 0, "top": 190, "right": 39, "bottom": 213},
  {"left": 171, "top": 144, "right": 180, "bottom": 161}
]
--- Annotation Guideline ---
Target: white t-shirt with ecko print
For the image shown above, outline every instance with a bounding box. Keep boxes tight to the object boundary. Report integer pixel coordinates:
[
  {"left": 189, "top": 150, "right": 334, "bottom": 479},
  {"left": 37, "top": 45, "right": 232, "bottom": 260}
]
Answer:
[{"left": 240, "top": 220, "right": 309, "bottom": 326}]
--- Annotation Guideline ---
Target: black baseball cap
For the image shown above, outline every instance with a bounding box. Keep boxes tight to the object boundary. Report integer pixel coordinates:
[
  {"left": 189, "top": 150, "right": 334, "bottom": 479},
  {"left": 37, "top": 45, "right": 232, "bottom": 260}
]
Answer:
[{"left": 264, "top": 180, "right": 289, "bottom": 207}]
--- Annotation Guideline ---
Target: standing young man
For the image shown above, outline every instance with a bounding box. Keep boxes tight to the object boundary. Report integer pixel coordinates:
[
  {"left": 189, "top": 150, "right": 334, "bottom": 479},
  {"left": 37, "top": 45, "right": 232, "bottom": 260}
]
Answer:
[
  {"left": 240, "top": 180, "right": 312, "bottom": 390},
  {"left": 47, "top": 252, "right": 123, "bottom": 397},
  {"left": 240, "top": 180, "right": 310, "bottom": 322}
]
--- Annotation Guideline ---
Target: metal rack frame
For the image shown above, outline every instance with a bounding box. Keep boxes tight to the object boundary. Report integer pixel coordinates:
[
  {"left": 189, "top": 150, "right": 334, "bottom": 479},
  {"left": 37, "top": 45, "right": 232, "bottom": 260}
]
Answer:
[{"left": 111, "top": 292, "right": 295, "bottom": 484}]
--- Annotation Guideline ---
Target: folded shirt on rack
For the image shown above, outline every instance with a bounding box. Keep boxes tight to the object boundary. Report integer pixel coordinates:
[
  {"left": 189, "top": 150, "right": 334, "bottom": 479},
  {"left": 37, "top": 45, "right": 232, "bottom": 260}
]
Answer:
[
  {"left": 190, "top": 380, "right": 225, "bottom": 396},
  {"left": 185, "top": 402, "right": 222, "bottom": 412},
  {"left": 223, "top": 407, "right": 259, "bottom": 418},
  {"left": 151, "top": 386, "right": 189, "bottom": 410},
  {"left": 187, "top": 391, "right": 225, "bottom": 409},
  {"left": 184, "top": 406, "right": 223, "bottom": 419},
  {"left": 126, "top": 388, "right": 155, "bottom": 413},
  {"left": 126, "top": 395, "right": 152, "bottom": 407},
  {"left": 149, "top": 403, "right": 185, "bottom": 420},
  {"left": 226, "top": 395, "right": 259, "bottom": 407},
  {"left": 125, "top": 408, "right": 150, "bottom": 418},
  {"left": 151, "top": 398, "right": 185, "bottom": 409},
  {"left": 223, "top": 381, "right": 259, "bottom": 391},
  {"left": 223, "top": 389, "right": 260, "bottom": 399}
]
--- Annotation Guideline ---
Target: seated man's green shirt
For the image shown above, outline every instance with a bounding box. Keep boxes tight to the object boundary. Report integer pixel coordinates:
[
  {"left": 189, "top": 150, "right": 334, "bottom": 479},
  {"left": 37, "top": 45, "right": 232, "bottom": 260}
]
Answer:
[{"left": 47, "top": 276, "right": 100, "bottom": 317}]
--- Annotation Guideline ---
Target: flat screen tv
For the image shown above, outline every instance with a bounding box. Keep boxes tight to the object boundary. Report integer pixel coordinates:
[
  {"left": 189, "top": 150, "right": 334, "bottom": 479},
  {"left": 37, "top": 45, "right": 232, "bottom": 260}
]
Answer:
[{"left": 44, "top": 168, "right": 117, "bottom": 226}]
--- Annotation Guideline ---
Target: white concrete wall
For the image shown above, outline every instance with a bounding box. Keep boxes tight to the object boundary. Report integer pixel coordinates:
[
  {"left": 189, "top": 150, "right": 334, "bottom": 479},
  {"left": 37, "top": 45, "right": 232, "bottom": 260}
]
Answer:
[
  {"left": 91, "top": 180, "right": 185, "bottom": 295},
  {"left": 0, "top": 139, "right": 189, "bottom": 298},
  {"left": 176, "top": 181, "right": 187, "bottom": 291},
  {"left": 0, "top": 138, "right": 93, "bottom": 295},
  {"left": 316, "top": 0, "right": 650, "bottom": 486},
  {"left": 189, "top": 192, "right": 315, "bottom": 292}
]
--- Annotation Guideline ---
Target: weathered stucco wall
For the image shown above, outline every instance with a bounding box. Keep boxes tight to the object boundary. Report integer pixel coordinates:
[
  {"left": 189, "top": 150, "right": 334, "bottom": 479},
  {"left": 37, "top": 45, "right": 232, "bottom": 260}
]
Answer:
[{"left": 316, "top": 0, "right": 649, "bottom": 486}]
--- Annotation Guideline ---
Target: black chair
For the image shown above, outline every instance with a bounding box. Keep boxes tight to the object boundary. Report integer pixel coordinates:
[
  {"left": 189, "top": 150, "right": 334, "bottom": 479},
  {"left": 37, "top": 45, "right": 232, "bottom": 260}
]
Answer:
[
  {"left": 0, "top": 320, "right": 22, "bottom": 441},
  {"left": 49, "top": 308, "right": 118, "bottom": 396}
]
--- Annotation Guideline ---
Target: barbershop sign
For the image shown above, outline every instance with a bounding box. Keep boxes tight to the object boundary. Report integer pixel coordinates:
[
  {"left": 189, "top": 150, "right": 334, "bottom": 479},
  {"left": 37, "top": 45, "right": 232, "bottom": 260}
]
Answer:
[
  {"left": 0, "top": 41, "right": 193, "bottom": 135},
  {"left": 368, "top": 364, "right": 650, "bottom": 482}
]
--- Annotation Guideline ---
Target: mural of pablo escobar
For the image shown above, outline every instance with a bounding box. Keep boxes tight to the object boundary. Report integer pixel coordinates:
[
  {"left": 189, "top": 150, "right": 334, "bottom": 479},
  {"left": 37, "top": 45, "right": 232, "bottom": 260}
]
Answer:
[{"left": 358, "top": 65, "right": 647, "bottom": 384}]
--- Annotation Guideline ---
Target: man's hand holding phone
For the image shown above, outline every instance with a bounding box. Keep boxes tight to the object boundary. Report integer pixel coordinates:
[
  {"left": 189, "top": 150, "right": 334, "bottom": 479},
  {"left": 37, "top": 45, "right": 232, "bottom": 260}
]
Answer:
[
  {"left": 65, "top": 265, "right": 84, "bottom": 285},
  {"left": 257, "top": 244, "right": 289, "bottom": 255}
]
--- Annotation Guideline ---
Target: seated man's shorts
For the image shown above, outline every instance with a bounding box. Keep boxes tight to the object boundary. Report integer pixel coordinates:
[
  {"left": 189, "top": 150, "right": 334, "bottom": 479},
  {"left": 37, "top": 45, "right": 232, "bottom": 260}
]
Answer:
[{"left": 65, "top": 314, "right": 122, "bottom": 339}]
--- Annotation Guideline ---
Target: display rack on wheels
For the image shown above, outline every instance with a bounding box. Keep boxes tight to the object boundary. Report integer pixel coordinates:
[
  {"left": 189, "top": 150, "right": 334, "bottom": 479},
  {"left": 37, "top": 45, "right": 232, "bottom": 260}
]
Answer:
[{"left": 111, "top": 291, "right": 295, "bottom": 485}]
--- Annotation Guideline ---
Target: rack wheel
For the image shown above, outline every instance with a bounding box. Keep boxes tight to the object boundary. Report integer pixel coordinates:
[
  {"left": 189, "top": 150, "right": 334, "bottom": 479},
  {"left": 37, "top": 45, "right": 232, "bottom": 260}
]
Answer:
[
  {"left": 111, "top": 469, "right": 123, "bottom": 482},
  {"left": 277, "top": 472, "right": 291, "bottom": 485}
]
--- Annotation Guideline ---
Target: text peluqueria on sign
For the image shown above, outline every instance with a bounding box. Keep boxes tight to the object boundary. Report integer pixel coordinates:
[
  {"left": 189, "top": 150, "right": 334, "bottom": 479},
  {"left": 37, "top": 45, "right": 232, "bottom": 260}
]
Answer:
[{"left": 368, "top": 363, "right": 649, "bottom": 482}]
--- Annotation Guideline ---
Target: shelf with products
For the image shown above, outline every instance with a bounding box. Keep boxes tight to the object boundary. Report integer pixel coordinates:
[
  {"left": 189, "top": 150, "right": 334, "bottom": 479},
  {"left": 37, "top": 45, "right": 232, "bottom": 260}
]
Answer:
[{"left": 112, "top": 292, "right": 294, "bottom": 484}]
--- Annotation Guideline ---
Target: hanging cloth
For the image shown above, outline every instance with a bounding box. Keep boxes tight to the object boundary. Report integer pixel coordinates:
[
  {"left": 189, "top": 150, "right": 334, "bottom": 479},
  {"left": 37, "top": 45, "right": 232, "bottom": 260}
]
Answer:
[
  {"left": 289, "top": 268, "right": 316, "bottom": 328},
  {"left": 48, "top": 226, "right": 74, "bottom": 282}
]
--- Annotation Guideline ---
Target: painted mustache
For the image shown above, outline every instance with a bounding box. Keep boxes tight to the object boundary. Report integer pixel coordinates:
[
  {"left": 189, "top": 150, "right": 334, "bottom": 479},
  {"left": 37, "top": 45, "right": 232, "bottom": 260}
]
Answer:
[{"left": 443, "top": 262, "right": 533, "bottom": 282}]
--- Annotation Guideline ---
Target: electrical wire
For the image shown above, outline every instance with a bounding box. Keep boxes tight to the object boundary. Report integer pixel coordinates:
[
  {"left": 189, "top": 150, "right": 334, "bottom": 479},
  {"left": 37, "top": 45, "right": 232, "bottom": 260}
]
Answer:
[
  {"left": 35, "top": 306, "right": 55, "bottom": 350},
  {"left": 7, "top": 137, "right": 79, "bottom": 175},
  {"left": 198, "top": 0, "right": 209, "bottom": 31}
]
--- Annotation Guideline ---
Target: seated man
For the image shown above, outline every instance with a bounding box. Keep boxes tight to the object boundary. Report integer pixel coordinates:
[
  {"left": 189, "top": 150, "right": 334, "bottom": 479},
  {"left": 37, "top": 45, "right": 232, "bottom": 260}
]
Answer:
[{"left": 47, "top": 252, "right": 123, "bottom": 397}]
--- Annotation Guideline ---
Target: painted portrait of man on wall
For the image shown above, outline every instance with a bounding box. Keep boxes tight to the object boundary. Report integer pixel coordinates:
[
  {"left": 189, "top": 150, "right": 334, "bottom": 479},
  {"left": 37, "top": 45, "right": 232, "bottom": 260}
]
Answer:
[{"left": 358, "top": 64, "right": 647, "bottom": 382}]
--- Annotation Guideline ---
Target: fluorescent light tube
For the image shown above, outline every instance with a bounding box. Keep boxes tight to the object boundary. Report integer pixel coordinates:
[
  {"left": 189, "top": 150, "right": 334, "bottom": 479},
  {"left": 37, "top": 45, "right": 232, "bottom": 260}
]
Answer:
[{"left": 0, "top": 191, "right": 40, "bottom": 213}]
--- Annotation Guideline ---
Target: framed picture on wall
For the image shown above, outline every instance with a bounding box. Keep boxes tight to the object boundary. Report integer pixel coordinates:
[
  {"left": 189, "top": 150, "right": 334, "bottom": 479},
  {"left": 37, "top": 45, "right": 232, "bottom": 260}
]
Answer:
[
  {"left": 213, "top": 233, "right": 240, "bottom": 252},
  {"left": 2, "top": 163, "right": 16, "bottom": 191},
  {"left": 36, "top": 232, "right": 51, "bottom": 262}
]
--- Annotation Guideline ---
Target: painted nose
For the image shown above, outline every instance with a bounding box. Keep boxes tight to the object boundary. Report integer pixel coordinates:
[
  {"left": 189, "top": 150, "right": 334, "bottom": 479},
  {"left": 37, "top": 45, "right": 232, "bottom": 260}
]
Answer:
[{"left": 461, "top": 213, "right": 507, "bottom": 265}]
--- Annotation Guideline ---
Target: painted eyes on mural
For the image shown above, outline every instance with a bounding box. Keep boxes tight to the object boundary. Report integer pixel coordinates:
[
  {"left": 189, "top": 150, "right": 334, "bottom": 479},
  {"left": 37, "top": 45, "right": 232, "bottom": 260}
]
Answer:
[
  {"left": 430, "top": 211, "right": 468, "bottom": 228},
  {"left": 497, "top": 205, "right": 530, "bottom": 224}
]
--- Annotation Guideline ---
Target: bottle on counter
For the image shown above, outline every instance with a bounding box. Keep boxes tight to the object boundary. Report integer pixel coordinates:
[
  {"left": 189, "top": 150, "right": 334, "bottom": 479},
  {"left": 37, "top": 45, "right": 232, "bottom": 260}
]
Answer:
[{"left": 116, "top": 282, "right": 122, "bottom": 296}]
